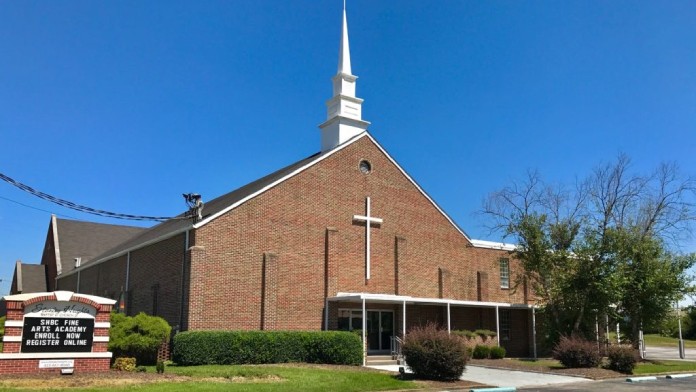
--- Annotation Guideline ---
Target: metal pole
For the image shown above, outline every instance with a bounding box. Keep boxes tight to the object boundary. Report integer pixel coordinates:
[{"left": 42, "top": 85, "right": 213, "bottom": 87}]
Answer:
[
  {"left": 324, "top": 299, "right": 329, "bottom": 331},
  {"left": 616, "top": 322, "right": 621, "bottom": 344},
  {"left": 495, "top": 306, "right": 500, "bottom": 347},
  {"left": 605, "top": 313, "right": 610, "bottom": 350},
  {"left": 447, "top": 303, "right": 451, "bottom": 334},
  {"left": 678, "top": 303, "right": 685, "bottom": 359},
  {"left": 362, "top": 298, "right": 367, "bottom": 366},
  {"left": 595, "top": 314, "right": 599, "bottom": 351},
  {"left": 532, "top": 307, "right": 537, "bottom": 359},
  {"left": 402, "top": 301, "right": 406, "bottom": 338}
]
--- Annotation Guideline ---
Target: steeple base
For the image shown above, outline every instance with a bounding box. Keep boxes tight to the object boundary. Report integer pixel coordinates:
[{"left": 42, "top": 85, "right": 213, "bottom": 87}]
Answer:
[{"left": 319, "top": 116, "right": 370, "bottom": 152}]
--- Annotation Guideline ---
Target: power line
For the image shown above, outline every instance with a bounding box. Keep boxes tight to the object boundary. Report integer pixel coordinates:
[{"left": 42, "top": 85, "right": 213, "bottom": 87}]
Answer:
[
  {"left": 0, "top": 172, "right": 173, "bottom": 222},
  {"left": 0, "top": 195, "right": 80, "bottom": 219}
]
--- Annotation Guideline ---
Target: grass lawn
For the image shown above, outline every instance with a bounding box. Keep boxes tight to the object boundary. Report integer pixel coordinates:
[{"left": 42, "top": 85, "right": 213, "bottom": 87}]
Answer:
[
  {"left": 0, "top": 364, "right": 419, "bottom": 392},
  {"left": 634, "top": 360, "right": 696, "bottom": 375},
  {"left": 483, "top": 357, "right": 696, "bottom": 378},
  {"left": 643, "top": 334, "right": 696, "bottom": 348}
]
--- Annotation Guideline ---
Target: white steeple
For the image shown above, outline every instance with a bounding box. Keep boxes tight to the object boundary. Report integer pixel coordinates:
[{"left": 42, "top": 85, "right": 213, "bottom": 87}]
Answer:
[{"left": 319, "top": 4, "right": 370, "bottom": 153}]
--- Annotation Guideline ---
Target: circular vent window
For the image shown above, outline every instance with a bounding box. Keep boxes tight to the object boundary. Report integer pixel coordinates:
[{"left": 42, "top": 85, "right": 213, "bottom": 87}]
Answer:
[{"left": 359, "top": 160, "right": 372, "bottom": 174}]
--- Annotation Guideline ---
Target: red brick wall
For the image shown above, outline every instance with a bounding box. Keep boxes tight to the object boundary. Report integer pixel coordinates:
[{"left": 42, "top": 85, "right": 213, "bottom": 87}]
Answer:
[
  {"left": 56, "top": 273, "right": 78, "bottom": 292},
  {"left": 0, "top": 358, "right": 111, "bottom": 375},
  {"left": 96, "top": 255, "right": 128, "bottom": 300},
  {"left": 128, "top": 233, "right": 186, "bottom": 327},
  {"left": 188, "top": 137, "right": 531, "bottom": 332}
]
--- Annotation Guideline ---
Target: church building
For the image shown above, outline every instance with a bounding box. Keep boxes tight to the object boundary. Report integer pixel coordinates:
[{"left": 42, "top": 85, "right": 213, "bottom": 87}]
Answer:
[{"left": 23, "top": 8, "right": 537, "bottom": 360}]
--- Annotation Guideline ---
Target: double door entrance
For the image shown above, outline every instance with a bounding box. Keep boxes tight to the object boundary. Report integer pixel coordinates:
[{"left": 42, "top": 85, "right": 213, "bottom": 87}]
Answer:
[
  {"left": 367, "top": 310, "right": 394, "bottom": 353},
  {"left": 338, "top": 309, "right": 394, "bottom": 353}
]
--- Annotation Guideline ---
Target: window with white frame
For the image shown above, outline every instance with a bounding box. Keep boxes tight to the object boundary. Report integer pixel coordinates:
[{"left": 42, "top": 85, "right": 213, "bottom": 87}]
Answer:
[
  {"left": 337, "top": 309, "right": 363, "bottom": 331},
  {"left": 499, "top": 258, "right": 510, "bottom": 289}
]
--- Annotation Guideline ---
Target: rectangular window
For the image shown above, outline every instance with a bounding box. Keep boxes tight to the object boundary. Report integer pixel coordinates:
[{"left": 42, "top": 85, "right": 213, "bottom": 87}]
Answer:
[
  {"left": 500, "top": 309, "right": 511, "bottom": 341},
  {"left": 499, "top": 258, "right": 510, "bottom": 288},
  {"left": 337, "top": 309, "right": 363, "bottom": 331}
]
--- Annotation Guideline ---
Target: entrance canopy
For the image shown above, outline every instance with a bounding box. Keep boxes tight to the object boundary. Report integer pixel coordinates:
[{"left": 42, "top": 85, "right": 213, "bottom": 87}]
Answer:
[
  {"left": 325, "top": 292, "right": 537, "bottom": 365},
  {"left": 327, "top": 292, "right": 533, "bottom": 309}
]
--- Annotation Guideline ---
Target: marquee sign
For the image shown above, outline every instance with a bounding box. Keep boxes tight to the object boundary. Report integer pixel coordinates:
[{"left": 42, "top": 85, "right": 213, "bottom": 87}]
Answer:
[{"left": 21, "top": 300, "right": 96, "bottom": 353}]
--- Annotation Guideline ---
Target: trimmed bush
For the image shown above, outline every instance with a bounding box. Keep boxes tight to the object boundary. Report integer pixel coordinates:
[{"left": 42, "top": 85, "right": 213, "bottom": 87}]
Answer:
[
  {"left": 112, "top": 357, "right": 136, "bottom": 371},
  {"left": 606, "top": 345, "right": 639, "bottom": 374},
  {"left": 401, "top": 324, "right": 468, "bottom": 381},
  {"left": 173, "top": 330, "right": 362, "bottom": 366},
  {"left": 472, "top": 344, "right": 491, "bottom": 359},
  {"left": 156, "top": 360, "right": 165, "bottom": 374},
  {"left": 474, "top": 329, "right": 497, "bottom": 339},
  {"left": 108, "top": 312, "right": 171, "bottom": 366},
  {"left": 452, "top": 330, "right": 477, "bottom": 339},
  {"left": 552, "top": 336, "right": 601, "bottom": 368},
  {"left": 489, "top": 346, "right": 506, "bottom": 359}
]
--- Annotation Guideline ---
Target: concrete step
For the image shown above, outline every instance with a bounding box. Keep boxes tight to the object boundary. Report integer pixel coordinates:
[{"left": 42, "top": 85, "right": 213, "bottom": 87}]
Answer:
[
  {"left": 366, "top": 355, "right": 400, "bottom": 366},
  {"left": 367, "top": 359, "right": 399, "bottom": 366}
]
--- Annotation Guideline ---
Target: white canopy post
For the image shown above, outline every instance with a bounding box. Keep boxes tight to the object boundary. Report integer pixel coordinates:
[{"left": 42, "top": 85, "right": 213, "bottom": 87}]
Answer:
[
  {"left": 532, "top": 307, "right": 537, "bottom": 359},
  {"left": 447, "top": 302, "right": 451, "bottom": 333},
  {"left": 362, "top": 298, "right": 367, "bottom": 365},
  {"left": 324, "top": 298, "right": 329, "bottom": 331},
  {"left": 495, "top": 306, "right": 500, "bottom": 346},
  {"left": 402, "top": 300, "right": 406, "bottom": 338}
]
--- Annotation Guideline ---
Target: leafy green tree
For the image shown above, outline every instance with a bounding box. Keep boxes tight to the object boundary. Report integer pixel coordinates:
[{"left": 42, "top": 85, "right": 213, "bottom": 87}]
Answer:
[{"left": 483, "top": 155, "right": 696, "bottom": 346}]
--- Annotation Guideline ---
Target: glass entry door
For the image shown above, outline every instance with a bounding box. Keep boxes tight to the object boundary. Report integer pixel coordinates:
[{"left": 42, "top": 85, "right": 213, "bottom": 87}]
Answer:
[{"left": 367, "top": 311, "right": 394, "bottom": 353}]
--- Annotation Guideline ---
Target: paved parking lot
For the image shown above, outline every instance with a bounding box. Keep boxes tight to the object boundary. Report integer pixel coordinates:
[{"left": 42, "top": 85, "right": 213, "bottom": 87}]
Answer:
[
  {"left": 519, "top": 376, "right": 695, "bottom": 391},
  {"left": 644, "top": 345, "right": 696, "bottom": 361}
]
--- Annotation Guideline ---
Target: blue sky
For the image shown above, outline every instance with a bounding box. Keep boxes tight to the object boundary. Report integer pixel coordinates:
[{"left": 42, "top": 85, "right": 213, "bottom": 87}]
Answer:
[{"left": 1, "top": 1, "right": 695, "bottom": 295}]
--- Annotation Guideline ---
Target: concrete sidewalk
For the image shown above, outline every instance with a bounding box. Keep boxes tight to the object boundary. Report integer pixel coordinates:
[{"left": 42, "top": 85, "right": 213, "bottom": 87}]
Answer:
[{"left": 367, "top": 364, "right": 593, "bottom": 388}]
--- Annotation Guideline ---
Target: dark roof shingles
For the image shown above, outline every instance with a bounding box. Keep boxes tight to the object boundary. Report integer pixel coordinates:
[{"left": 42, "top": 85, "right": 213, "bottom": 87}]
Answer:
[
  {"left": 56, "top": 219, "right": 147, "bottom": 271},
  {"left": 88, "top": 152, "right": 321, "bottom": 263}
]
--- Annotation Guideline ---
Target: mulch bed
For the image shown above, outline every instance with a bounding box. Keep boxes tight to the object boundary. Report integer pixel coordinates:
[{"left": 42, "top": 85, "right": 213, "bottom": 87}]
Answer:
[{"left": 469, "top": 358, "right": 623, "bottom": 379}]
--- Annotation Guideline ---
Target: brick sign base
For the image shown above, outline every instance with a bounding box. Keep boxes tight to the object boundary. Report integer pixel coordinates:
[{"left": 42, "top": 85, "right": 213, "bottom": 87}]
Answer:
[{"left": 0, "top": 291, "right": 115, "bottom": 375}]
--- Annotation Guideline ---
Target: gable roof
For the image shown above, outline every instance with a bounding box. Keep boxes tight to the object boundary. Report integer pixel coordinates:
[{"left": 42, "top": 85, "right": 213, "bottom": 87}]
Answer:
[
  {"left": 59, "top": 132, "right": 477, "bottom": 278},
  {"left": 54, "top": 218, "right": 147, "bottom": 272},
  {"left": 11, "top": 261, "right": 47, "bottom": 294}
]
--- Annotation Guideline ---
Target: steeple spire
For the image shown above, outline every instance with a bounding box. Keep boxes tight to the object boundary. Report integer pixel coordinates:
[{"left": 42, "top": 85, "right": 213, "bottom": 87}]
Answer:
[
  {"left": 319, "top": 3, "right": 370, "bottom": 153},
  {"left": 338, "top": 6, "right": 351, "bottom": 75}
]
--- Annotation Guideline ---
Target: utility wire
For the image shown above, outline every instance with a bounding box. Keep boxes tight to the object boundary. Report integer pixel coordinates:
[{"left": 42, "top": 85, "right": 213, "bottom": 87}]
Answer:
[
  {"left": 0, "top": 172, "right": 173, "bottom": 222},
  {"left": 0, "top": 195, "right": 80, "bottom": 220}
]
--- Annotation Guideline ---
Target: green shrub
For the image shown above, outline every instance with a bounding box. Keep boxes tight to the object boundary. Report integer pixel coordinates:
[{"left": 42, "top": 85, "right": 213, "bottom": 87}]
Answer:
[
  {"left": 474, "top": 329, "right": 497, "bottom": 339},
  {"left": 451, "top": 330, "right": 477, "bottom": 339},
  {"left": 552, "top": 336, "right": 601, "bottom": 368},
  {"left": 136, "top": 366, "right": 147, "bottom": 373},
  {"left": 108, "top": 312, "right": 171, "bottom": 366},
  {"left": 401, "top": 323, "right": 468, "bottom": 381},
  {"left": 156, "top": 360, "right": 165, "bottom": 374},
  {"left": 472, "top": 344, "right": 491, "bottom": 359},
  {"left": 112, "top": 357, "right": 136, "bottom": 371},
  {"left": 489, "top": 346, "right": 506, "bottom": 359},
  {"left": 606, "top": 345, "right": 639, "bottom": 374},
  {"left": 173, "top": 330, "right": 362, "bottom": 366}
]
